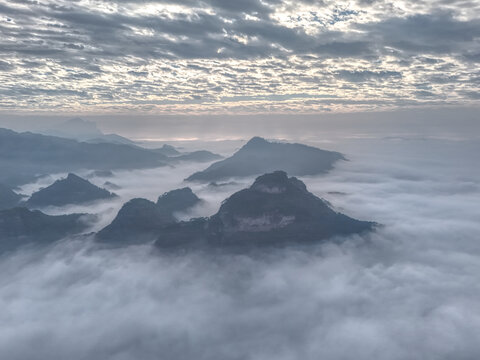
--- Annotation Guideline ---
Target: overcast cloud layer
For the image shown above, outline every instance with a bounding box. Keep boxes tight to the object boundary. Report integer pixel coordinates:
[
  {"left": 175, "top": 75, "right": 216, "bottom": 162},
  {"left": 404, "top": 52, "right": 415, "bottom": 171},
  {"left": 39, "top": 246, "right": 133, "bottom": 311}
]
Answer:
[
  {"left": 1, "top": 136, "right": 480, "bottom": 359},
  {"left": 0, "top": 0, "right": 479, "bottom": 114}
]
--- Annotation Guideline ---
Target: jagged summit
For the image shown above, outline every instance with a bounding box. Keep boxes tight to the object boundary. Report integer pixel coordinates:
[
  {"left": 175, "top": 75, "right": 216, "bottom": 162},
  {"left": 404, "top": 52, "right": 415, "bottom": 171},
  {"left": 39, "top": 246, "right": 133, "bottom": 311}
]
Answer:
[
  {"left": 250, "top": 170, "right": 307, "bottom": 194},
  {"left": 243, "top": 136, "right": 269, "bottom": 148},
  {"left": 186, "top": 137, "right": 345, "bottom": 182},
  {"left": 156, "top": 171, "right": 375, "bottom": 249},
  {"left": 96, "top": 198, "right": 175, "bottom": 243},
  {"left": 26, "top": 173, "right": 116, "bottom": 207},
  {"left": 211, "top": 171, "right": 337, "bottom": 234},
  {"left": 66, "top": 173, "right": 86, "bottom": 182}
]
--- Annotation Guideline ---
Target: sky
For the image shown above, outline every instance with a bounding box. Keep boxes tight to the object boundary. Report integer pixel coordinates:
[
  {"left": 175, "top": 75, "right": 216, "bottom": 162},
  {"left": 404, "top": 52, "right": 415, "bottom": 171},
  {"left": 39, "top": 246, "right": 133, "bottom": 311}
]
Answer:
[{"left": 0, "top": 0, "right": 479, "bottom": 116}]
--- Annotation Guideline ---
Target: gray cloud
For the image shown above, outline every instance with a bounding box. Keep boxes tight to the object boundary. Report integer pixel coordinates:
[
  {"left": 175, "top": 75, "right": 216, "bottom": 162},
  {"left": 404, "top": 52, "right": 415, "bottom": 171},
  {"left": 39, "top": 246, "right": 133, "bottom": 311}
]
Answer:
[
  {"left": 0, "top": 0, "right": 478, "bottom": 112},
  {"left": 359, "top": 11, "right": 480, "bottom": 55},
  {"left": 335, "top": 70, "right": 402, "bottom": 82}
]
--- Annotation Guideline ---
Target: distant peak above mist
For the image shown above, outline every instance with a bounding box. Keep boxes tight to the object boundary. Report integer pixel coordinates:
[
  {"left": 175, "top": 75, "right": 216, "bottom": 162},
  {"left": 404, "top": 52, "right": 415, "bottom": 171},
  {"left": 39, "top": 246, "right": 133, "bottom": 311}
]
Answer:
[
  {"left": 243, "top": 136, "right": 269, "bottom": 148},
  {"left": 26, "top": 173, "right": 116, "bottom": 208},
  {"left": 186, "top": 137, "right": 345, "bottom": 182}
]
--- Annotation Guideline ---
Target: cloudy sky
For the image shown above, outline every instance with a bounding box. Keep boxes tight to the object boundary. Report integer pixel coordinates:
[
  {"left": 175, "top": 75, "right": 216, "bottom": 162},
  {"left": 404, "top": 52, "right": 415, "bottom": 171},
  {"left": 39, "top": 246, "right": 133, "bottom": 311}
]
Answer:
[{"left": 0, "top": 0, "right": 479, "bottom": 115}]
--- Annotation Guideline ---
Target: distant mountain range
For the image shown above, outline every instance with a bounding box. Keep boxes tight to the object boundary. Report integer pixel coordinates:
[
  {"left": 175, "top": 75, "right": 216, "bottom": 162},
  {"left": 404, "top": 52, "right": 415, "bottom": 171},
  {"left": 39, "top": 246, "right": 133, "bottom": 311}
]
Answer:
[
  {"left": 26, "top": 173, "right": 117, "bottom": 208},
  {"left": 43, "top": 117, "right": 137, "bottom": 145},
  {"left": 157, "top": 171, "right": 374, "bottom": 250},
  {"left": 186, "top": 137, "right": 345, "bottom": 182},
  {"left": 172, "top": 150, "right": 223, "bottom": 163},
  {"left": 97, "top": 187, "right": 201, "bottom": 243},
  {"left": 0, "top": 127, "right": 221, "bottom": 187}
]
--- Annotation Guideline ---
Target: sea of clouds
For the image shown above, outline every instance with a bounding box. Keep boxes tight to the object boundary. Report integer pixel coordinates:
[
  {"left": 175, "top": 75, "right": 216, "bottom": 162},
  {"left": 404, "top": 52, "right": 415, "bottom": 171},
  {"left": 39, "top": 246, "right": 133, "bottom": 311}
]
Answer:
[{"left": 2, "top": 135, "right": 480, "bottom": 360}]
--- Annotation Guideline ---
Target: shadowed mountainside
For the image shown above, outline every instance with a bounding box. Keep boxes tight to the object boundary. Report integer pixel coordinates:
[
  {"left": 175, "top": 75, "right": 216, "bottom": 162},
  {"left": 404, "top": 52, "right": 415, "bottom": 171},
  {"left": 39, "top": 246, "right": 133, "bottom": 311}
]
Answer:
[
  {"left": 186, "top": 137, "right": 345, "bottom": 182},
  {"left": 97, "top": 187, "right": 201, "bottom": 243},
  {"left": 0, "top": 184, "right": 22, "bottom": 210},
  {"left": 0, "top": 207, "right": 93, "bottom": 253},
  {"left": 0, "top": 128, "right": 222, "bottom": 187},
  {"left": 157, "top": 171, "right": 374, "bottom": 250},
  {"left": 26, "top": 173, "right": 116, "bottom": 207}
]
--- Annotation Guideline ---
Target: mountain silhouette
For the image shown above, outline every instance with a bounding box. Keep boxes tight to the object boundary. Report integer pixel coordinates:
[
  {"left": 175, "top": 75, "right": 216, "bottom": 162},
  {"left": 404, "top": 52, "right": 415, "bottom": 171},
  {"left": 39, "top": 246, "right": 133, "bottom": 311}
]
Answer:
[
  {"left": 186, "top": 137, "right": 344, "bottom": 182},
  {"left": 0, "top": 207, "right": 92, "bottom": 253},
  {"left": 156, "top": 171, "right": 375, "bottom": 249},
  {"left": 26, "top": 173, "right": 116, "bottom": 207},
  {"left": 97, "top": 187, "right": 201, "bottom": 243},
  {"left": 0, "top": 128, "right": 221, "bottom": 187}
]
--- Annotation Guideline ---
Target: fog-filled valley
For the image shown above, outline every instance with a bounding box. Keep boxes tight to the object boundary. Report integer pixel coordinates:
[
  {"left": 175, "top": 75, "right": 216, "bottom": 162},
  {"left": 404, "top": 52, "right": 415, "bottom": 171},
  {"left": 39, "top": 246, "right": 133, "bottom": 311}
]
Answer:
[{"left": 1, "top": 129, "right": 479, "bottom": 360}]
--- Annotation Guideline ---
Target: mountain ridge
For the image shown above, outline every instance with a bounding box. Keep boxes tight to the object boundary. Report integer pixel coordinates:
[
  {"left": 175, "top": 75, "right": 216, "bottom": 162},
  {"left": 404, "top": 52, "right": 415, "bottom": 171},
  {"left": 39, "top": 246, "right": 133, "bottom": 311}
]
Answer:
[
  {"left": 26, "top": 173, "right": 117, "bottom": 207},
  {"left": 186, "top": 137, "right": 345, "bottom": 182},
  {"left": 156, "top": 171, "right": 375, "bottom": 250},
  {"left": 97, "top": 187, "right": 201, "bottom": 243}
]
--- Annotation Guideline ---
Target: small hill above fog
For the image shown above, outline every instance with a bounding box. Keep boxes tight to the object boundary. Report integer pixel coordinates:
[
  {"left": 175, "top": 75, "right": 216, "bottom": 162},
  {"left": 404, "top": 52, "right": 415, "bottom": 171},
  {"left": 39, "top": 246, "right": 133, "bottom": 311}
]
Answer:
[
  {"left": 152, "top": 145, "right": 222, "bottom": 163},
  {"left": 156, "top": 187, "right": 201, "bottom": 212},
  {"left": 97, "top": 187, "right": 201, "bottom": 243},
  {"left": 0, "top": 184, "right": 22, "bottom": 210},
  {"left": 0, "top": 207, "right": 92, "bottom": 253},
  {"left": 26, "top": 173, "right": 116, "bottom": 207},
  {"left": 186, "top": 137, "right": 344, "bottom": 182},
  {"left": 156, "top": 171, "right": 374, "bottom": 249}
]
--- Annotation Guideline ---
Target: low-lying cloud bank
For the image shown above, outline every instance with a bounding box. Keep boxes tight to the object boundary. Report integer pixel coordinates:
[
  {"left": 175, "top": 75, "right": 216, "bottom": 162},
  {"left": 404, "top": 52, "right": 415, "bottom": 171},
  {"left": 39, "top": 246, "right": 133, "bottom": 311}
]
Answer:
[{"left": 1, "top": 137, "right": 480, "bottom": 360}]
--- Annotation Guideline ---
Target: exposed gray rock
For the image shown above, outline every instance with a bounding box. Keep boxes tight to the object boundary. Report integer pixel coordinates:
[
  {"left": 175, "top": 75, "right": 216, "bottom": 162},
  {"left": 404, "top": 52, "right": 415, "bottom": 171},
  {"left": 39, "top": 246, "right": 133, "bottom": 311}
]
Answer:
[{"left": 156, "top": 171, "right": 375, "bottom": 250}]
